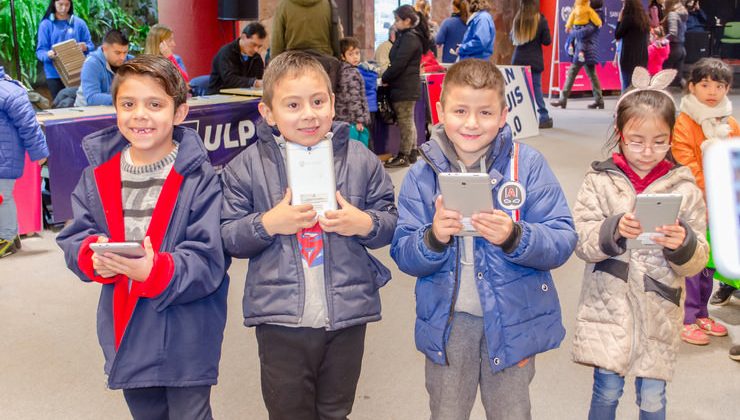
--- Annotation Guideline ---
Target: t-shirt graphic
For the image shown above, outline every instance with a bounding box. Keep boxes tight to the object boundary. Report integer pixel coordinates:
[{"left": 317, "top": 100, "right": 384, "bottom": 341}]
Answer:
[{"left": 296, "top": 222, "right": 324, "bottom": 267}]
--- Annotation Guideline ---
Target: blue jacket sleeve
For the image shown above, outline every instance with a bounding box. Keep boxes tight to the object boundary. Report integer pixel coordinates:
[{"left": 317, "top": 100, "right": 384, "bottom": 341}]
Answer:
[
  {"left": 80, "top": 58, "right": 112, "bottom": 106},
  {"left": 357, "top": 148, "right": 398, "bottom": 249},
  {"left": 458, "top": 14, "right": 495, "bottom": 57},
  {"left": 435, "top": 19, "right": 448, "bottom": 45},
  {"left": 391, "top": 166, "right": 454, "bottom": 278},
  {"left": 150, "top": 167, "right": 227, "bottom": 309},
  {"left": 501, "top": 151, "right": 576, "bottom": 270},
  {"left": 7, "top": 89, "right": 48, "bottom": 161},
  {"left": 220, "top": 152, "right": 276, "bottom": 259},
  {"left": 36, "top": 20, "right": 52, "bottom": 64},
  {"left": 75, "top": 18, "right": 94, "bottom": 53}
]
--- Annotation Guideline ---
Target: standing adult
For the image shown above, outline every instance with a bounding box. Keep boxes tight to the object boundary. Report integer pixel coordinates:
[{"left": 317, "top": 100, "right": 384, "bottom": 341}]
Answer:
[
  {"left": 382, "top": 5, "right": 431, "bottom": 169},
  {"left": 271, "top": 0, "right": 341, "bottom": 59},
  {"left": 512, "top": 0, "right": 553, "bottom": 128},
  {"left": 0, "top": 67, "right": 48, "bottom": 257},
  {"left": 661, "top": 0, "right": 688, "bottom": 87},
  {"left": 457, "top": 0, "right": 496, "bottom": 61},
  {"left": 144, "top": 24, "right": 189, "bottom": 83},
  {"left": 436, "top": 0, "right": 468, "bottom": 64},
  {"left": 206, "top": 23, "right": 267, "bottom": 95},
  {"left": 74, "top": 29, "right": 131, "bottom": 107},
  {"left": 615, "top": 0, "right": 650, "bottom": 91},
  {"left": 551, "top": 1, "right": 604, "bottom": 109},
  {"left": 35, "top": 0, "right": 94, "bottom": 100}
]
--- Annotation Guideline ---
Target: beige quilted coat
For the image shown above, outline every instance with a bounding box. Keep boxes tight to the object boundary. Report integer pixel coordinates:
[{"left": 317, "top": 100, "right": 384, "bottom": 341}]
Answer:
[{"left": 571, "top": 159, "right": 708, "bottom": 381}]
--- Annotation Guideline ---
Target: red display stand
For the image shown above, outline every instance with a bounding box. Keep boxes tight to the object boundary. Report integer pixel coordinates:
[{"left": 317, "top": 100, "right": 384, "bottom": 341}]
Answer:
[{"left": 13, "top": 154, "right": 42, "bottom": 235}]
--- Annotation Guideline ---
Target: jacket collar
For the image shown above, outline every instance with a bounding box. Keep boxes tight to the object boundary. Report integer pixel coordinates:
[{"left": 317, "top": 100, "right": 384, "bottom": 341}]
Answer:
[
  {"left": 82, "top": 125, "right": 208, "bottom": 176},
  {"left": 255, "top": 119, "right": 350, "bottom": 154}
]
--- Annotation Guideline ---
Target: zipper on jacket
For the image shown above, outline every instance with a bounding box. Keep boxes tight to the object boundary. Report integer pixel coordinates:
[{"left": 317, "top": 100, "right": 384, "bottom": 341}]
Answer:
[
  {"left": 443, "top": 242, "right": 462, "bottom": 365},
  {"left": 322, "top": 231, "right": 334, "bottom": 329}
]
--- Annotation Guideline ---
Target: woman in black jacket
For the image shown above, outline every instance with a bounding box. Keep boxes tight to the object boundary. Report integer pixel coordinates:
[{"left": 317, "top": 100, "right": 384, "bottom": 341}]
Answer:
[
  {"left": 615, "top": 0, "right": 650, "bottom": 91},
  {"left": 512, "top": 0, "right": 553, "bottom": 128},
  {"left": 382, "top": 5, "right": 431, "bottom": 168}
]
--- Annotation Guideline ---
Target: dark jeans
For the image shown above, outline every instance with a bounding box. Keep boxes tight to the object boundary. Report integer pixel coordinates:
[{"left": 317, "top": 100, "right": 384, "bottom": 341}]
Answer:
[
  {"left": 560, "top": 62, "right": 603, "bottom": 103},
  {"left": 531, "top": 70, "right": 550, "bottom": 122},
  {"left": 122, "top": 386, "right": 213, "bottom": 420},
  {"left": 663, "top": 42, "right": 686, "bottom": 87},
  {"left": 255, "top": 323, "right": 367, "bottom": 420},
  {"left": 46, "top": 78, "right": 65, "bottom": 102}
]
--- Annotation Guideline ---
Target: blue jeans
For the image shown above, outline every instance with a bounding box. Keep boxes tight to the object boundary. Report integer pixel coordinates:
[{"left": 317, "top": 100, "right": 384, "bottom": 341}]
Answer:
[
  {"left": 531, "top": 70, "right": 550, "bottom": 123},
  {"left": 0, "top": 179, "right": 17, "bottom": 240},
  {"left": 589, "top": 368, "right": 666, "bottom": 420}
]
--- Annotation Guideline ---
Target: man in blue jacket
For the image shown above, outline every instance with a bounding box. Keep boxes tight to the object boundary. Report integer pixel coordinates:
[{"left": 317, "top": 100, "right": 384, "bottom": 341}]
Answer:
[
  {"left": 0, "top": 67, "right": 48, "bottom": 257},
  {"left": 75, "top": 29, "right": 130, "bottom": 107}
]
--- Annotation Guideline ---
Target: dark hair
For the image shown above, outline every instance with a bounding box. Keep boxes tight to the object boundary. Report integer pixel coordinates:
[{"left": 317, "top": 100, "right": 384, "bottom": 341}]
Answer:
[
  {"left": 468, "top": 0, "right": 491, "bottom": 13},
  {"left": 42, "top": 0, "right": 74, "bottom": 21},
  {"left": 243, "top": 21, "right": 267, "bottom": 39},
  {"left": 622, "top": 0, "right": 650, "bottom": 33},
  {"left": 441, "top": 59, "right": 506, "bottom": 109},
  {"left": 453, "top": 0, "right": 469, "bottom": 23},
  {"left": 606, "top": 89, "right": 676, "bottom": 162},
  {"left": 111, "top": 54, "right": 188, "bottom": 110},
  {"left": 394, "top": 5, "right": 433, "bottom": 53},
  {"left": 340, "top": 37, "right": 360, "bottom": 56},
  {"left": 688, "top": 58, "right": 733, "bottom": 87},
  {"left": 103, "top": 29, "right": 129, "bottom": 46},
  {"left": 261, "top": 50, "right": 332, "bottom": 108}
]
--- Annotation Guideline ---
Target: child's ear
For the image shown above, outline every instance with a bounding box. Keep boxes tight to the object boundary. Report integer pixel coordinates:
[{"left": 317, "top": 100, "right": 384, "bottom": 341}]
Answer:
[
  {"left": 329, "top": 93, "right": 336, "bottom": 119},
  {"left": 498, "top": 106, "right": 509, "bottom": 128},
  {"left": 435, "top": 101, "right": 445, "bottom": 124},
  {"left": 258, "top": 101, "right": 276, "bottom": 126},
  {"left": 173, "top": 103, "right": 189, "bottom": 125}
]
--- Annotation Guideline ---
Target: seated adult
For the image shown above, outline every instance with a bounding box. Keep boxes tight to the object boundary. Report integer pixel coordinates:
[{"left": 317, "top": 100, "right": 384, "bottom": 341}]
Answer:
[
  {"left": 74, "top": 29, "right": 130, "bottom": 107},
  {"left": 207, "top": 22, "right": 267, "bottom": 95}
]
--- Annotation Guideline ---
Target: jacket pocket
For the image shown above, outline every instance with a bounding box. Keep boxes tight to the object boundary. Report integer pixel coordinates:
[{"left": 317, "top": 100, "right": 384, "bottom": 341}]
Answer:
[{"left": 643, "top": 274, "right": 683, "bottom": 342}]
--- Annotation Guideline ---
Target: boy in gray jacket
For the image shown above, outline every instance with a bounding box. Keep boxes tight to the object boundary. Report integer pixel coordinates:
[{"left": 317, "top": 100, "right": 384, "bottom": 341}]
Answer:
[{"left": 220, "top": 51, "right": 397, "bottom": 420}]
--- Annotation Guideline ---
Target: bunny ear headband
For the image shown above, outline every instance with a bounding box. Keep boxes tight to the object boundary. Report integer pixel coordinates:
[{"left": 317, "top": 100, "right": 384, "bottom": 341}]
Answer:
[{"left": 615, "top": 67, "right": 677, "bottom": 110}]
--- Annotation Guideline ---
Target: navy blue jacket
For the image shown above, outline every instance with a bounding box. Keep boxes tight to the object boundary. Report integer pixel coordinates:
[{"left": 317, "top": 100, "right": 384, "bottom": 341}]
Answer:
[
  {"left": 436, "top": 15, "right": 468, "bottom": 63},
  {"left": 391, "top": 124, "right": 576, "bottom": 373},
  {"left": 56, "top": 126, "right": 228, "bottom": 389},
  {"left": 221, "top": 121, "right": 397, "bottom": 330},
  {"left": 0, "top": 67, "right": 48, "bottom": 179}
]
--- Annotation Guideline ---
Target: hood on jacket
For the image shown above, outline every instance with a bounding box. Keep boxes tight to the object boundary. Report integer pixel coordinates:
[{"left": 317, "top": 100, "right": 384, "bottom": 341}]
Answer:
[
  {"left": 82, "top": 125, "right": 208, "bottom": 176},
  {"left": 590, "top": 157, "right": 692, "bottom": 189},
  {"left": 255, "top": 119, "right": 351, "bottom": 154},
  {"left": 422, "top": 123, "right": 513, "bottom": 174}
]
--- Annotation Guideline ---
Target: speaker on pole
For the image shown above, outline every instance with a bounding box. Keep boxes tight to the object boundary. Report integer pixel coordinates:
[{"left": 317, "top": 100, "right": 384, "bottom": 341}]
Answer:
[{"left": 218, "top": 0, "right": 259, "bottom": 20}]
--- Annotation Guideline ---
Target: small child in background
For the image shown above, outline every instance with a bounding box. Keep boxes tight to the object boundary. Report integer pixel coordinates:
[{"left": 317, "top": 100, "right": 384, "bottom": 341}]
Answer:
[
  {"left": 357, "top": 60, "right": 379, "bottom": 149},
  {"left": 337, "top": 37, "right": 372, "bottom": 147},
  {"left": 565, "top": 0, "right": 603, "bottom": 63},
  {"left": 572, "top": 68, "right": 708, "bottom": 420},
  {"left": 672, "top": 57, "right": 739, "bottom": 346},
  {"left": 647, "top": 26, "right": 670, "bottom": 76}
]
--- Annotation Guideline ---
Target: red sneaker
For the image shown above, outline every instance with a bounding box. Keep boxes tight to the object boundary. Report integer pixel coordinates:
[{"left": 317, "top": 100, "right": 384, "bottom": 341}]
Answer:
[
  {"left": 696, "top": 317, "right": 728, "bottom": 337},
  {"left": 681, "top": 324, "right": 710, "bottom": 345}
]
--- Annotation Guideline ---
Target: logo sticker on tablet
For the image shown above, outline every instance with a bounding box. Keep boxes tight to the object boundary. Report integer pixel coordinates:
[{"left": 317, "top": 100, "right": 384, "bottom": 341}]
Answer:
[{"left": 497, "top": 181, "right": 526, "bottom": 211}]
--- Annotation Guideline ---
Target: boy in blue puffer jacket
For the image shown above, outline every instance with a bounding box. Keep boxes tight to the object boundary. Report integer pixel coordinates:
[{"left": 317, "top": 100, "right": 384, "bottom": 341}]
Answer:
[
  {"left": 0, "top": 67, "right": 48, "bottom": 257},
  {"left": 391, "top": 59, "right": 576, "bottom": 419},
  {"left": 220, "top": 51, "right": 397, "bottom": 420}
]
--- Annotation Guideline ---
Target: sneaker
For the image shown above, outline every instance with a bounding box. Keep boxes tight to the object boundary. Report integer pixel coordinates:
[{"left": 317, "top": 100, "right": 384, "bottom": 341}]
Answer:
[
  {"left": 696, "top": 317, "right": 728, "bottom": 336},
  {"left": 539, "top": 118, "right": 553, "bottom": 129},
  {"left": 710, "top": 284, "right": 735, "bottom": 306},
  {"left": 681, "top": 324, "right": 710, "bottom": 345},
  {"left": 384, "top": 154, "right": 410, "bottom": 168},
  {"left": 0, "top": 238, "right": 18, "bottom": 258},
  {"left": 13, "top": 235, "right": 21, "bottom": 250},
  {"left": 730, "top": 345, "right": 740, "bottom": 362}
]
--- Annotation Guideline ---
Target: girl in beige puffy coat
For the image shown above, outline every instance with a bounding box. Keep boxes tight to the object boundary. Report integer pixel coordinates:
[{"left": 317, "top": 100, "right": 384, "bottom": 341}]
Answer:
[{"left": 571, "top": 88, "right": 708, "bottom": 420}]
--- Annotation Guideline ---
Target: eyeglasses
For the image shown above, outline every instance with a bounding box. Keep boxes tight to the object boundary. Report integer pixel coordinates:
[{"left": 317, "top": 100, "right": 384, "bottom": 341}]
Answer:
[{"left": 620, "top": 134, "right": 672, "bottom": 153}]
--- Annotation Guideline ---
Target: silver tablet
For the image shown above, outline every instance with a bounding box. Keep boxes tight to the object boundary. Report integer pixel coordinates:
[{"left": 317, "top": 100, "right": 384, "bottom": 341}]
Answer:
[
  {"left": 438, "top": 172, "right": 494, "bottom": 236},
  {"left": 285, "top": 138, "right": 337, "bottom": 216},
  {"left": 704, "top": 139, "right": 740, "bottom": 278},
  {"left": 89, "top": 242, "right": 146, "bottom": 258},
  {"left": 626, "top": 193, "right": 683, "bottom": 249}
]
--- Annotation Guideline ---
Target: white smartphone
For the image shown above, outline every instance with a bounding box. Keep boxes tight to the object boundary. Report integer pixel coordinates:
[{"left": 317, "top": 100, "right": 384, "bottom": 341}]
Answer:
[
  {"left": 285, "top": 138, "right": 337, "bottom": 216},
  {"left": 704, "top": 139, "right": 740, "bottom": 278},
  {"left": 626, "top": 193, "right": 683, "bottom": 249},
  {"left": 90, "top": 242, "right": 146, "bottom": 258},
  {"left": 438, "top": 172, "right": 494, "bottom": 236}
]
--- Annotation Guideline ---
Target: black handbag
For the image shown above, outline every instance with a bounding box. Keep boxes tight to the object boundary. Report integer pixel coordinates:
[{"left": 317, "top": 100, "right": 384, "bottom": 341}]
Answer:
[{"left": 377, "top": 88, "right": 396, "bottom": 125}]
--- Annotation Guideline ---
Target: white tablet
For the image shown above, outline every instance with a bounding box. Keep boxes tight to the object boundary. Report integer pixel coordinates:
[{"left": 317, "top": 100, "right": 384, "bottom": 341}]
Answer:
[
  {"left": 438, "top": 172, "right": 494, "bottom": 236},
  {"left": 626, "top": 193, "right": 683, "bottom": 249},
  {"left": 285, "top": 138, "right": 337, "bottom": 216},
  {"left": 90, "top": 242, "right": 146, "bottom": 258},
  {"left": 704, "top": 139, "right": 740, "bottom": 278}
]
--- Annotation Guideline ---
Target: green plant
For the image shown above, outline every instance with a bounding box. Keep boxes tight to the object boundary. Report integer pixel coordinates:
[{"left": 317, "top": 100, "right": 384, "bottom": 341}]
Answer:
[{"left": 0, "top": 0, "right": 47, "bottom": 86}]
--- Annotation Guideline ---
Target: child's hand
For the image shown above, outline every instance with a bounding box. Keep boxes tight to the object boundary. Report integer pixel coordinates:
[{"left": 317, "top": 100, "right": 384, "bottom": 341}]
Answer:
[
  {"left": 91, "top": 236, "right": 117, "bottom": 278},
  {"left": 319, "top": 192, "right": 373, "bottom": 236},
  {"left": 618, "top": 213, "right": 642, "bottom": 239},
  {"left": 262, "top": 188, "right": 317, "bottom": 236},
  {"left": 431, "top": 195, "right": 463, "bottom": 244},
  {"left": 653, "top": 221, "right": 686, "bottom": 250},
  {"left": 355, "top": 123, "right": 364, "bottom": 132},
  {"left": 94, "top": 237, "right": 155, "bottom": 282},
  {"left": 471, "top": 210, "right": 514, "bottom": 246}
]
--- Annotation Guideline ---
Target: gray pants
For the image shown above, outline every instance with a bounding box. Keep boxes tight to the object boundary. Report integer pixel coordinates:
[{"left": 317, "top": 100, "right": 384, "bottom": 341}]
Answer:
[
  {"left": 425, "top": 312, "right": 536, "bottom": 420},
  {"left": 392, "top": 100, "right": 417, "bottom": 156},
  {"left": 560, "top": 62, "right": 603, "bottom": 103}
]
